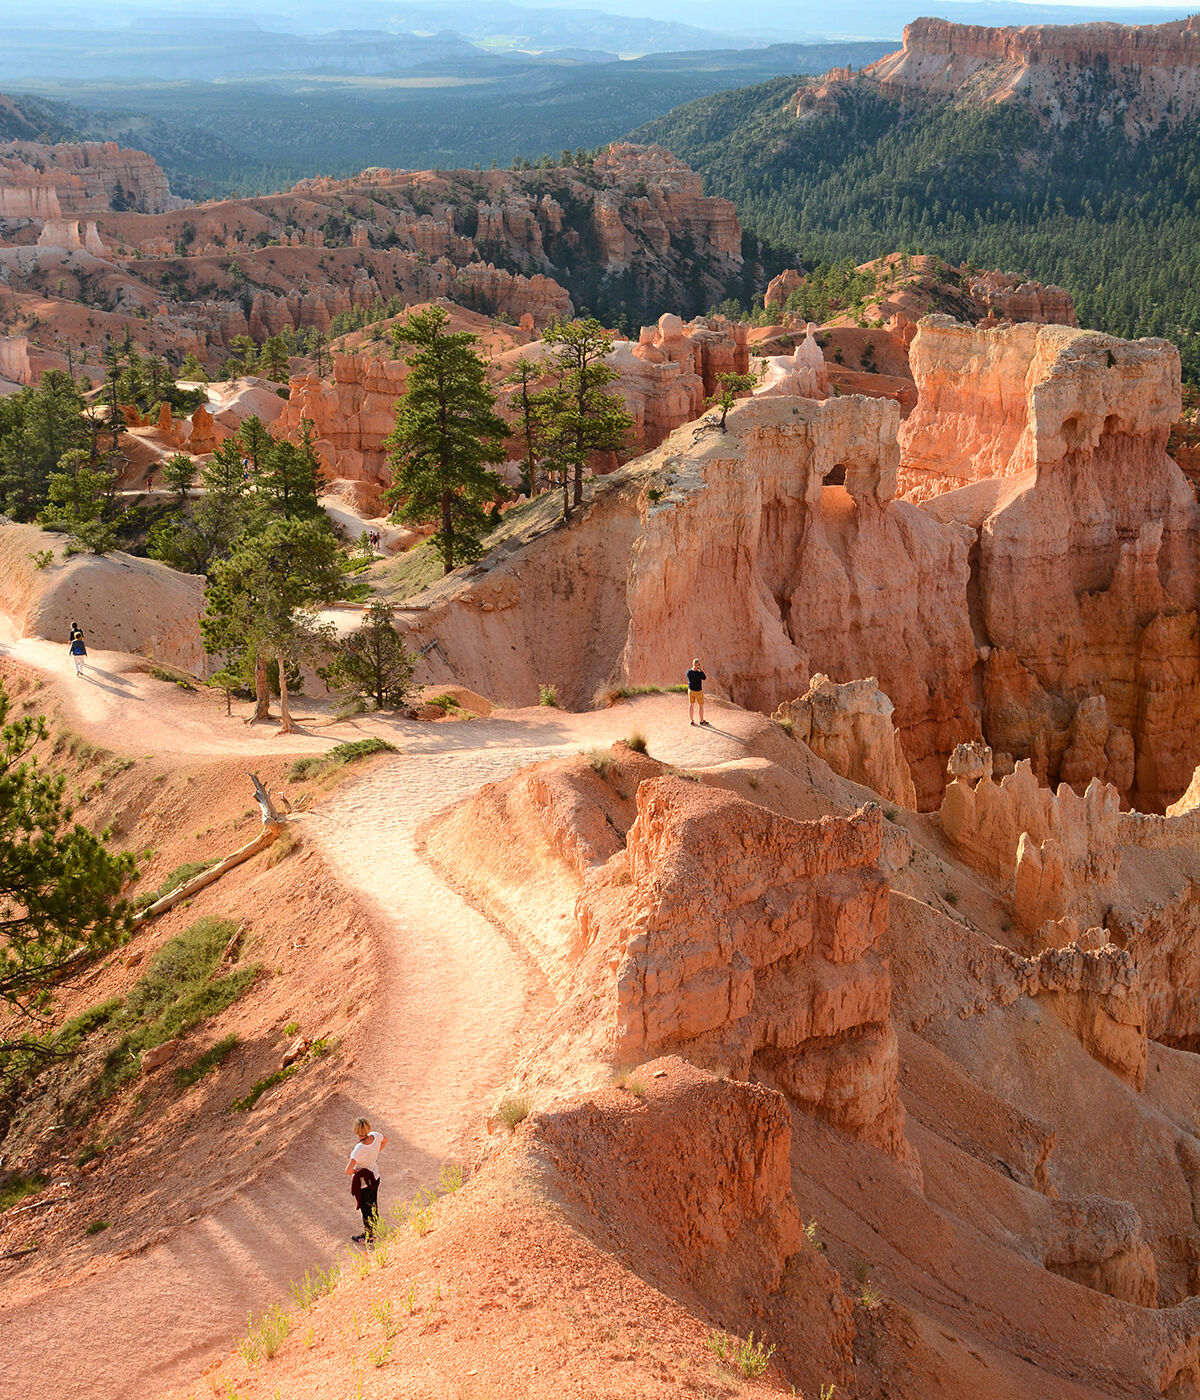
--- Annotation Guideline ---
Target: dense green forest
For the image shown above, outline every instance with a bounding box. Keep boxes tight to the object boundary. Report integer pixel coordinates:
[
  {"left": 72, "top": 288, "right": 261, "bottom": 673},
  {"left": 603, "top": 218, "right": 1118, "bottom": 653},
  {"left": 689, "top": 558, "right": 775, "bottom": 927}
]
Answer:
[{"left": 635, "top": 76, "right": 1200, "bottom": 379}]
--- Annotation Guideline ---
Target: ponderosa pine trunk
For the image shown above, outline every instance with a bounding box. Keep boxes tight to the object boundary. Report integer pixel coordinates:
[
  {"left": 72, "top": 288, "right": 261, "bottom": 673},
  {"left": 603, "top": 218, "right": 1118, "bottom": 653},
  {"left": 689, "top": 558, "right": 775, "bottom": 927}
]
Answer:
[
  {"left": 277, "top": 655, "right": 300, "bottom": 734},
  {"left": 442, "top": 489, "right": 454, "bottom": 574},
  {"left": 249, "top": 651, "right": 270, "bottom": 722}
]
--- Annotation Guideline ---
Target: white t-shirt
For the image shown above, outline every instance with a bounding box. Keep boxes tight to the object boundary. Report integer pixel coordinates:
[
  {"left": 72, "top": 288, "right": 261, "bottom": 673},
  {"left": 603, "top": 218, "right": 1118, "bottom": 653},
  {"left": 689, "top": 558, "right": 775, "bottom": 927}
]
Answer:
[{"left": 350, "top": 1131, "right": 383, "bottom": 1182}]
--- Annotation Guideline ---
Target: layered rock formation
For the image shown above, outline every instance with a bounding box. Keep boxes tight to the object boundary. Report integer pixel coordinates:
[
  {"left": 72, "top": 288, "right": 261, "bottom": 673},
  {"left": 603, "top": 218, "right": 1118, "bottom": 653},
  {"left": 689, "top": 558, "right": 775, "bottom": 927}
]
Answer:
[
  {"left": 0, "top": 140, "right": 180, "bottom": 214},
  {"left": 775, "top": 673, "right": 917, "bottom": 808},
  {"left": 907, "top": 317, "right": 1200, "bottom": 811},
  {"left": 968, "top": 270, "right": 1078, "bottom": 327},
  {"left": 577, "top": 779, "right": 919, "bottom": 1175},
  {"left": 866, "top": 16, "right": 1200, "bottom": 135}
]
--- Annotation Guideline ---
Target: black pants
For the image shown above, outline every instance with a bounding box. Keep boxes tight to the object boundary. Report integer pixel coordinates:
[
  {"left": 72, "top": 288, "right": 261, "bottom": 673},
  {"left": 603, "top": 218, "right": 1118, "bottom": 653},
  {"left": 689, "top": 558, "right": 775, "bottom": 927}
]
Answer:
[{"left": 358, "top": 1177, "right": 379, "bottom": 1237}]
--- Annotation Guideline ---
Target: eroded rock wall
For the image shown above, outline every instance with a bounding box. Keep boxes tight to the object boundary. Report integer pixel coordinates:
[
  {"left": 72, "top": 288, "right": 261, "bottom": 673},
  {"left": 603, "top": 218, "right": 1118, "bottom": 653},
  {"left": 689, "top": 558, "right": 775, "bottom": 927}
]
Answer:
[
  {"left": 866, "top": 15, "right": 1200, "bottom": 135},
  {"left": 620, "top": 396, "right": 980, "bottom": 806},
  {"left": 775, "top": 673, "right": 917, "bottom": 809},
  {"left": 909, "top": 317, "right": 1200, "bottom": 810},
  {"left": 577, "top": 778, "right": 918, "bottom": 1176}
]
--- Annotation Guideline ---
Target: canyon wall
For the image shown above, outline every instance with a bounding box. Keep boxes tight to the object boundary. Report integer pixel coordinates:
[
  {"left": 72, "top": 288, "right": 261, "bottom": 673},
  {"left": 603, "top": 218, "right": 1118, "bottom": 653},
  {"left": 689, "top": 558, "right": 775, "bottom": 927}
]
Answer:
[
  {"left": 618, "top": 396, "right": 980, "bottom": 806},
  {"left": 866, "top": 16, "right": 1200, "bottom": 133}
]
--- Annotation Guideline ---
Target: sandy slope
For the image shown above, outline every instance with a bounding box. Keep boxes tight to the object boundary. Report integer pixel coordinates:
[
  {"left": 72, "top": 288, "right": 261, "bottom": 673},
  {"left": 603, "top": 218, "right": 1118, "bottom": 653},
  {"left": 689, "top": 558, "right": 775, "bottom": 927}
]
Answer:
[{"left": 0, "top": 637, "right": 739, "bottom": 1400}]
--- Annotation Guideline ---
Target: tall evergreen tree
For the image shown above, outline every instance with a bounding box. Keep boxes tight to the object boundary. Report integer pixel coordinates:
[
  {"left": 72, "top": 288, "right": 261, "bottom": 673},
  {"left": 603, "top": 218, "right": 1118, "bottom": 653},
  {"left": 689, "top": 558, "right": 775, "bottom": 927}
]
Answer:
[
  {"left": 537, "top": 319, "right": 632, "bottom": 519},
  {"left": 383, "top": 305, "right": 507, "bottom": 574},
  {"left": 0, "top": 681, "right": 135, "bottom": 1075},
  {"left": 502, "top": 356, "right": 547, "bottom": 496}
]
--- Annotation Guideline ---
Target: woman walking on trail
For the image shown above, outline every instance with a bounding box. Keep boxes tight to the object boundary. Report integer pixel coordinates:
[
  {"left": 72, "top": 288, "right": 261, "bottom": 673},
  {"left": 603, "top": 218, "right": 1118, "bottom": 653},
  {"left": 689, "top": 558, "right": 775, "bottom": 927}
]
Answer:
[
  {"left": 687, "top": 657, "right": 708, "bottom": 726},
  {"left": 344, "top": 1117, "right": 387, "bottom": 1243},
  {"left": 68, "top": 625, "right": 87, "bottom": 677}
]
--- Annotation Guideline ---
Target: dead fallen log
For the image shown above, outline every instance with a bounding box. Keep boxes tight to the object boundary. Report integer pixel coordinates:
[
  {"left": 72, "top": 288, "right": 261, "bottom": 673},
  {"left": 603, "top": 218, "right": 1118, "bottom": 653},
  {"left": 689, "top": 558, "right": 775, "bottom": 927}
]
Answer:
[
  {"left": 10, "top": 1196, "right": 68, "bottom": 1217},
  {"left": 131, "top": 774, "right": 286, "bottom": 928}
]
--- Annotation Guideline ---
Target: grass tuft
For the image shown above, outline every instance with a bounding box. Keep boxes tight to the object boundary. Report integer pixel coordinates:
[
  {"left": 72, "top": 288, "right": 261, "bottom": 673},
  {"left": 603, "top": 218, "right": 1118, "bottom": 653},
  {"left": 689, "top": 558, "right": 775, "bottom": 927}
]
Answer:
[
  {"left": 706, "top": 1330, "right": 776, "bottom": 1379},
  {"left": 290, "top": 1263, "right": 339, "bottom": 1311},
  {"left": 230, "top": 1064, "right": 298, "bottom": 1113},
  {"left": 626, "top": 731, "right": 648, "bottom": 754},
  {"left": 134, "top": 861, "right": 213, "bottom": 911},
  {"left": 587, "top": 748, "right": 613, "bottom": 777},
  {"left": 87, "top": 918, "right": 257, "bottom": 1106},
  {"left": 538, "top": 683, "right": 558, "bottom": 707},
  {"left": 175, "top": 1034, "right": 238, "bottom": 1089},
  {"left": 236, "top": 1304, "right": 291, "bottom": 1366},
  {"left": 496, "top": 1092, "right": 531, "bottom": 1130},
  {"left": 0, "top": 1173, "right": 46, "bottom": 1212},
  {"left": 85, "top": 1219, "right": 110, "bottom": 1235}
]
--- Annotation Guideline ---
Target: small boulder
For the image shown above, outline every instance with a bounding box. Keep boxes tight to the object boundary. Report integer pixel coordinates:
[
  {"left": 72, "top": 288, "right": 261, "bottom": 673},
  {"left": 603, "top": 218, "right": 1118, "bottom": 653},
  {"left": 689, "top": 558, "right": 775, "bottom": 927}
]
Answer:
[{"left": 141, "top": 1041, "right": 178, "bottom": 1073}]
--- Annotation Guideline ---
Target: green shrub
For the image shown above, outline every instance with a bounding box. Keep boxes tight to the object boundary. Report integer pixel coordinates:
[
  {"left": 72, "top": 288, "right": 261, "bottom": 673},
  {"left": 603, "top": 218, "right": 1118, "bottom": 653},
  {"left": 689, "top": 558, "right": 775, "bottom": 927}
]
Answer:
[
  {"left": 148, "top": 665, "right": 194, "bottom": 690},
  {"left": 85, "top": 1219, "right": 109, "bottom": 1235},
  {"left": 288, "top": 737, "right": 395, "bottom": 782},
  {"left": 427, "top": 693, "right": 459, "bottom": 712},
  {"left": 538, "top": 683, "right": 558, "bottom": 707}
]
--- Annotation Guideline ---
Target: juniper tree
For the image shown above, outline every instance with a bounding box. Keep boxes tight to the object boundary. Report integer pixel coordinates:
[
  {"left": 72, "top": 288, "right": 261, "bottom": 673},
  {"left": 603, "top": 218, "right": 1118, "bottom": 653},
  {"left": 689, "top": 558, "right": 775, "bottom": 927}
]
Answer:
[{"left": 383, "top": 305, "right": 507, "bottom": 573}]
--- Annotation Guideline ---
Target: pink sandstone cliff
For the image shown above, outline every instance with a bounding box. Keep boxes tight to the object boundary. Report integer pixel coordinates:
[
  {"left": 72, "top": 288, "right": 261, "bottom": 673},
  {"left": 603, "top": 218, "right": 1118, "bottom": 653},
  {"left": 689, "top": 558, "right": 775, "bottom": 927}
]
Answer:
[
  {"left": 0, "top": 140, "right": 180, "bottom": 215},
  {"left": 865, "top": 16, "right": 1200, "bottom": 134}
]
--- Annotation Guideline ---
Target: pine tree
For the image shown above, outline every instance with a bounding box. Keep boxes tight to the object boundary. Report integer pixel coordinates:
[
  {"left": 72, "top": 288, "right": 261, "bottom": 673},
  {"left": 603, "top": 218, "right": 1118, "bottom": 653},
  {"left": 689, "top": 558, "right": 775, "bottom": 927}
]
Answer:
[
  {"left": 201, "top": 516, "right": 345, "bottom": 731},
  {"left": 537, "top": 318, "right": 632, "bottom": 519},
  {"left": 320, "top": 600, "right": 416, "bottom": 711},
  {"left": 383, "top": 305, "right": 507, "bottom": 574},
  {"left": 162, "top": 452, "right": 197, "bottom": 502},
  {"left": 502, "top": 356, "right": 547, "bottom": 496},
  {"left": 38, "top": 450, "right": 118, "bottom": 555}
]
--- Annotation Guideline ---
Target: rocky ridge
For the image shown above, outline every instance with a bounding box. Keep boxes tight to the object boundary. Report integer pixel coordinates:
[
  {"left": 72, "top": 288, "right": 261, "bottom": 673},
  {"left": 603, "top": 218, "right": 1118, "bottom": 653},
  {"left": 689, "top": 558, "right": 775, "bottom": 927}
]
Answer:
[{"left": 0, "top": 137, "right": 742, "bottom": 368}]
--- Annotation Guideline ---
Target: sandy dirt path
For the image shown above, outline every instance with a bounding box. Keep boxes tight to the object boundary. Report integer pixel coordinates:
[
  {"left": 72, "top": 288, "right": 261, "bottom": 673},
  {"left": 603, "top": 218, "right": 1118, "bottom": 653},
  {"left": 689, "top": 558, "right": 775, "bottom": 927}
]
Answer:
[{"left": 0, "top": 658, "right": 748, "bottom": 1400}]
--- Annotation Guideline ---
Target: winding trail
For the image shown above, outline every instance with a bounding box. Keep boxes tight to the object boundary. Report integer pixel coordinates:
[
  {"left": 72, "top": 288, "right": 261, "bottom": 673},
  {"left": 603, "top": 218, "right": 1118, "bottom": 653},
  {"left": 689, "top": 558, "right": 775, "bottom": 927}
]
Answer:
[{"left": 0, "top": 636, "right": 747, "bottom": 1400}]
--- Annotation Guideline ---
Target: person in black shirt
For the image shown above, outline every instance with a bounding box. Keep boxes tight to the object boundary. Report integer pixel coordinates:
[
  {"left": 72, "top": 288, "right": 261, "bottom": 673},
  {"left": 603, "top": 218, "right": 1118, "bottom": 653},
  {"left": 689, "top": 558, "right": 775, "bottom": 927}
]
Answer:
[{"left": 686, "top": 658, "right": 708, "bottom": 726}]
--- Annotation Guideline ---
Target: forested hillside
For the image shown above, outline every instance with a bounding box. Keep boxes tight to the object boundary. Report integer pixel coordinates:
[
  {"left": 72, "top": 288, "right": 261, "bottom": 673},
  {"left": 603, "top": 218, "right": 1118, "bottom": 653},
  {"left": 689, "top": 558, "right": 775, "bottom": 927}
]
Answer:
[{"left": 635, "top": 75, "right": 1200, "bottom": 379}]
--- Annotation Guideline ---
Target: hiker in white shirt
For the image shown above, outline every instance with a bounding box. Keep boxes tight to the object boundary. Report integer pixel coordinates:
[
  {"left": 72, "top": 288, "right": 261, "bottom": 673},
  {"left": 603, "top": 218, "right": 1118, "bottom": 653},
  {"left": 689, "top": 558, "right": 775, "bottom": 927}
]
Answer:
[{"left": 344, "top": 1116, "right": 387, "bottom": 1243}]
